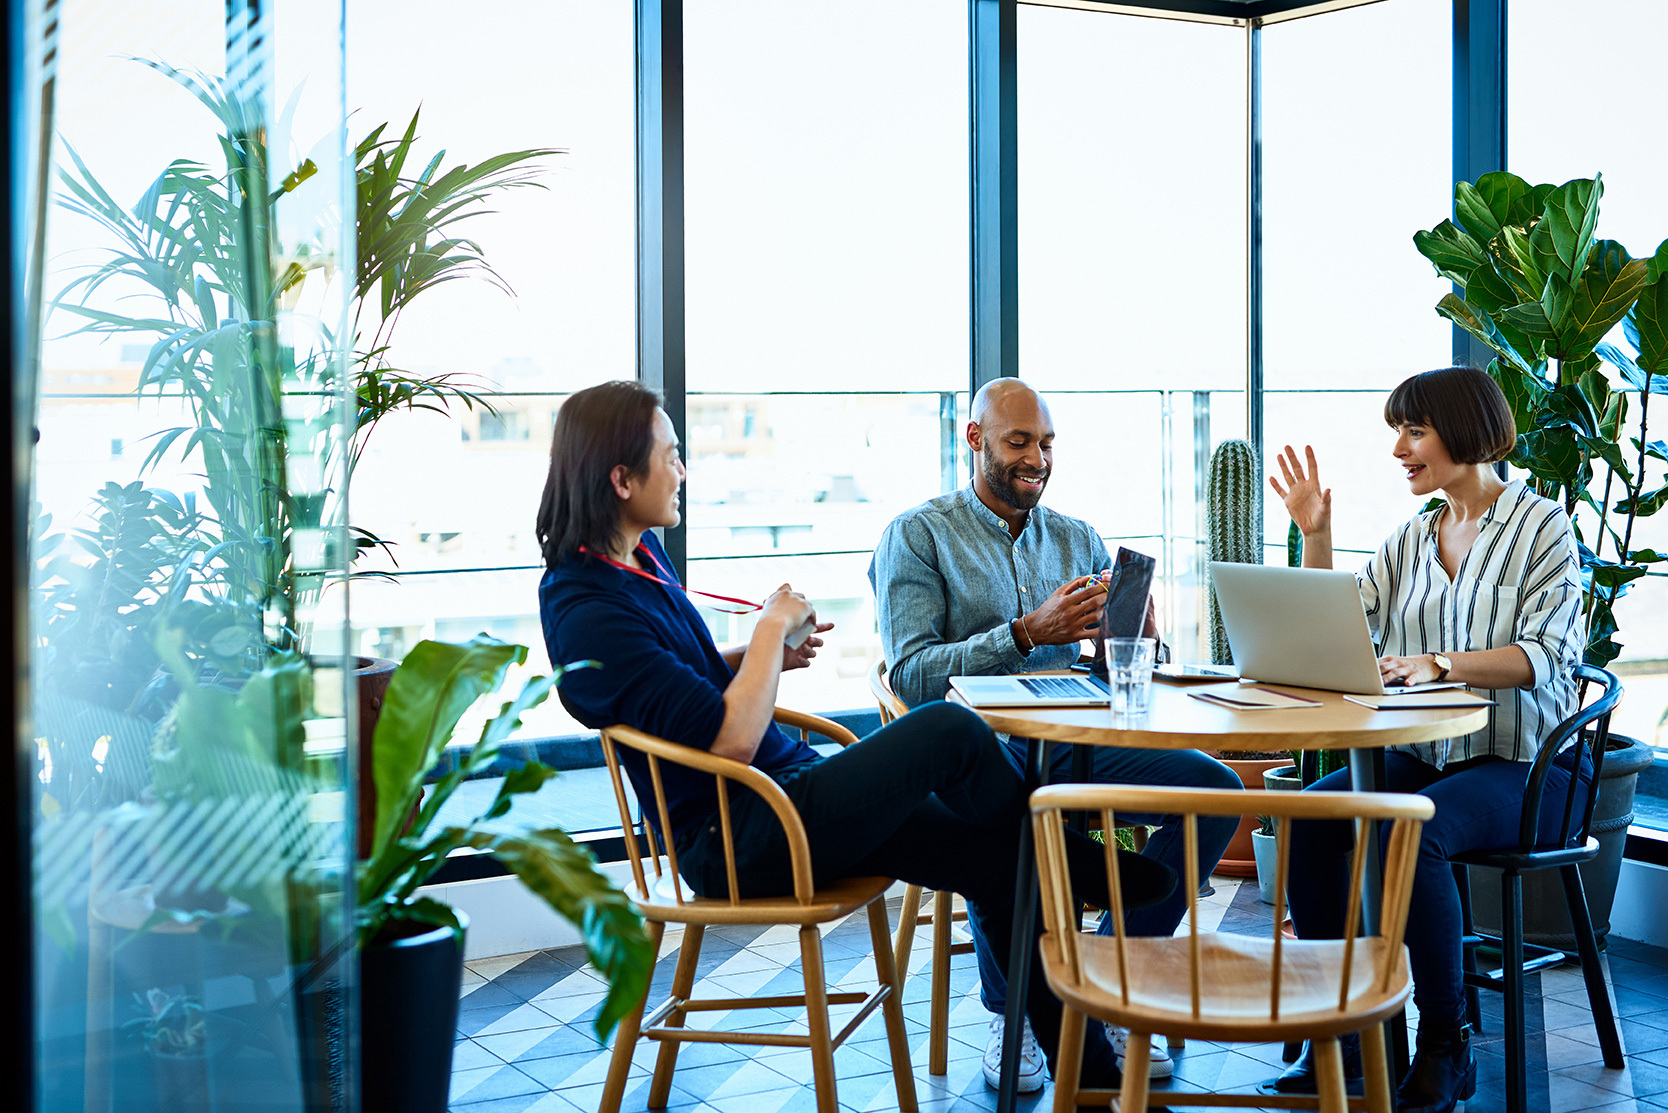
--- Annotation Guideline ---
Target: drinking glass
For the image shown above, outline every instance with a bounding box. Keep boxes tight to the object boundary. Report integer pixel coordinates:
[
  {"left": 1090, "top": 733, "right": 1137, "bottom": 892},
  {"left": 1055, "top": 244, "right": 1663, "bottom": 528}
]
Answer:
[{"left": 1105, "top": 636, "right": 1157, "bottom": 716}]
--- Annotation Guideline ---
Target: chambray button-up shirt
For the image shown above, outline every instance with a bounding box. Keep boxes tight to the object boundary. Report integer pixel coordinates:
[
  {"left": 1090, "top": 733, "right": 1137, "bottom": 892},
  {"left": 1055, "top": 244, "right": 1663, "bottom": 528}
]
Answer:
[{"left": 868, "top": 486, "right": 1111, "bottom": 709}]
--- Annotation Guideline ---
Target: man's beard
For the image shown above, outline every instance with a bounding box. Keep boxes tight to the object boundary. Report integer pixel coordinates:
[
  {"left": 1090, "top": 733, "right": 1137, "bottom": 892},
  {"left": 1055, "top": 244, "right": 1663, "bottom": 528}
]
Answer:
[{"left": 982, "top": 443, "right": 1049, "bottom": 511}]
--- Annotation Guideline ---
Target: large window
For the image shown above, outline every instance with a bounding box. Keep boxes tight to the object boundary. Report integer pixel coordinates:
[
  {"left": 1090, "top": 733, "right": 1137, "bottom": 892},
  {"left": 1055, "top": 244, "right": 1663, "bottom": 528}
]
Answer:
[
  {"left": 1510, "top": 0, "right": 1668, "bottom": 808},
  {"left": 1018, "top": 7, "right": 1246, "bottom": 659},
  {"left": 344, "top": 0, "right": 636, "bottom": 740},
  {"left": 1261, "top": 0, "right": 1453, "bottom": 565},
  {"left": 683, "top": 0, "right": 970, "bottom": 712}
]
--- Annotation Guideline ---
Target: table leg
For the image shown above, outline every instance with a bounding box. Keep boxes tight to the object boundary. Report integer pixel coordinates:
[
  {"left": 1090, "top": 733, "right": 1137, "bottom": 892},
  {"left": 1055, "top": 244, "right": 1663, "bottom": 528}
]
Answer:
[
  {"left": 997, "top": 737, "right": 1053, "bottom": 1113},
  {"left": 1349, "top": 746, "right": 1410, "bottom": 1079}
]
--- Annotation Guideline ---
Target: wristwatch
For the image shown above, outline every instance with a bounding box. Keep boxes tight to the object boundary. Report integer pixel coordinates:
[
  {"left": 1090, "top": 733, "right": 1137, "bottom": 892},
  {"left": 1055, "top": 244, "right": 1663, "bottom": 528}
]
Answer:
[{"left": 1432, "top": 652, "right": 1453, "bottom": 682}]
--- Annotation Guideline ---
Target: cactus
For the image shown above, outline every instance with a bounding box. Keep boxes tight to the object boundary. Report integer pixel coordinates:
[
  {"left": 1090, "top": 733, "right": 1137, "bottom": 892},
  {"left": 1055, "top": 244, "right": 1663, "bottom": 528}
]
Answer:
[{"left": 1206, "top": 439, "right": 1261, "bottom": 665}]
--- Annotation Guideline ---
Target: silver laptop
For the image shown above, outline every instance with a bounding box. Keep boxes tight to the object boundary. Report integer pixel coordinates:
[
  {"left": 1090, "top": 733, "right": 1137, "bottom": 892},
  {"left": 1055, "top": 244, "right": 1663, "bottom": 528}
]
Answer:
[
  {"left": 1208, "top": 562, "right": 1457, "bottom": 696},
  {"left": 949, "top": 672, "right": 1111, "bottom": 708}
]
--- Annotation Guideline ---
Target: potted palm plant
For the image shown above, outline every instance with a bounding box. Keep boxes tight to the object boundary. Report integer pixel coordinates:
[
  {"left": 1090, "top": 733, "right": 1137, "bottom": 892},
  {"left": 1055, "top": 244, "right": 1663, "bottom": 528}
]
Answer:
[
  {"left": 48, "top": 59, "right": 560, "bottom": 852},
  {"left": 1413, "top": 171, "right": 1666, "bottom": 946},
  {"left": 355, "top": 635, "right": 654, "bottom": 1113}
]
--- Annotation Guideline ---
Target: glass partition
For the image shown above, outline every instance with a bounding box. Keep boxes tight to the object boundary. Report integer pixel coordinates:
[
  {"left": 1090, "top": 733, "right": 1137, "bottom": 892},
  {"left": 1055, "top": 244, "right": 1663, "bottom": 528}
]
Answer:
[
  {"left": 1510, "top": 0, "right": 1668, "bottom": 820},
  {"left": 32, "top": 2, "right": 355, "bottom": 1110}
]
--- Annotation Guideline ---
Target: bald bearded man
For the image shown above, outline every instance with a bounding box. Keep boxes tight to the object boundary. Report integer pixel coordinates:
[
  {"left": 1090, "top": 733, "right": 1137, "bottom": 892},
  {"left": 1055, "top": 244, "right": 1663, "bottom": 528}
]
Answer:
[{"left": 868, "top": 378, "right": 1240, "bottom": 1091}]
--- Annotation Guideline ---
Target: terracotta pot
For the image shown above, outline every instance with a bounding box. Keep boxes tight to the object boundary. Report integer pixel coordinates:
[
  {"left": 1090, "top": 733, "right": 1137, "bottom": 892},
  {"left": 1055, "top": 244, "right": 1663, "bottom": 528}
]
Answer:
[
  {"left": 353, "top": 657, "right": 398, "bottom": 860},
  {"left": 1215, "top": 757, "right": 1293, "bottom": 878}
]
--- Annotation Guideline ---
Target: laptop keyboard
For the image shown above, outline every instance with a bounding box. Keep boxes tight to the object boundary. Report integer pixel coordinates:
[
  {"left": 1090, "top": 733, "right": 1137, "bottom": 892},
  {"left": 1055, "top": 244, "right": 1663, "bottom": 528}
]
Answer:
[{"left": 1017, "top": 675, "right": 1103, "bottom": 699}]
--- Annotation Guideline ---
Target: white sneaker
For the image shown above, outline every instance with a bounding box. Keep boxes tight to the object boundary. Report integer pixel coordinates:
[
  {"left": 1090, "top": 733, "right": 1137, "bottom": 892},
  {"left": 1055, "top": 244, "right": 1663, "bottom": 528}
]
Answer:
[
  {"left": 1108, "top": 1025, "right": 1174, "bottom": 1078},
  {"left": 982, "top": 1014, "right": 1046, "bottom": 1093}
]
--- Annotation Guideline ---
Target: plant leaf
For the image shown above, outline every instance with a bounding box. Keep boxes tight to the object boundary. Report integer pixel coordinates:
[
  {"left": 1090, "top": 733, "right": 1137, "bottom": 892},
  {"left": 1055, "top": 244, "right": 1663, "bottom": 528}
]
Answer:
[
  {"left": 1436, "top": 294, "right": 1538, "bottom": 375},
  {"left": 1542, "top": 241, "right": 1650, "bottom": 361},
  {"left": 1414, "top": 220, "right": 1489, "bottom": 287},
  {"left": 486, "top": 828, "right": 653, "bottom": 1039},
  {"left": 368, "top": 636, "right": 525, "bottom": 860},
  {"left": 1528, "top": 175, "right": 1602, "bottom": 284},
  {"left": 1629, "top": 275, "right": 1668, "bottom": 373},
  {"left": 1486, "top": 359, "right": 1548, "bottom": 436}
]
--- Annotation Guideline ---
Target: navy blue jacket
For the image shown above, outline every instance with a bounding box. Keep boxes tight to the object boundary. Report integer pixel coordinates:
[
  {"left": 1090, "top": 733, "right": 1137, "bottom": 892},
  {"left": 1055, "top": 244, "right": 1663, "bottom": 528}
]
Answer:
[{"left": 539, "top": 531, "right": 818, "bottom": 845}]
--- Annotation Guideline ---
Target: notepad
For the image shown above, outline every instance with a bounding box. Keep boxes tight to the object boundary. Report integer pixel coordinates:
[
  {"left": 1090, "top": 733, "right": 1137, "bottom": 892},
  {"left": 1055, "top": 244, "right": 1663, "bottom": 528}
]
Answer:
[
  {"left": 1344, "top": 691, "right": 1496, "bottom": 711},
  {"left": 1189, "top": 687, "right": 1323, "bottom": 711}
]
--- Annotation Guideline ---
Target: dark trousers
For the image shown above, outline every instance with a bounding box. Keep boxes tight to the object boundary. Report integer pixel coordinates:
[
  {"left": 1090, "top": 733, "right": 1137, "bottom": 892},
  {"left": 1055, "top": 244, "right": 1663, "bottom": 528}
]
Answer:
[
  {"left": 1286, "top": 751, "right": 1580, "bottom": 1027},
  {"left": 677, "top": 701, "right": 1140, "bottom": 1078}
]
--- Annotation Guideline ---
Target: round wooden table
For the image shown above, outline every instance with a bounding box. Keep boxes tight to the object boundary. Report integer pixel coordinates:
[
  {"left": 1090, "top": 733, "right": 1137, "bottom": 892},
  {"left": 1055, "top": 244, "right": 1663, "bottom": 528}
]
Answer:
[
  {"left": 961, "top": 678, "right": 1491, "bottom": 1113},
  {"left": 964, "top": 677, "right": 1491, "bottom": 753}
]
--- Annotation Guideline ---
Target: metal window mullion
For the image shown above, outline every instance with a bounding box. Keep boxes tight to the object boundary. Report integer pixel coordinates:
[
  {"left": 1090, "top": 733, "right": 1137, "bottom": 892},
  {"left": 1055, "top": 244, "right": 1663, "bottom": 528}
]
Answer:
[
  {"left": 636, "top": 0, "right": 688, "bottom": 579},
  {"left": 1245, "top": 17, "right": 1263, "bottom": 522},
  {"left": 1451, "top": 0, "right": 1506, "bottom": 372},
  {"left": 970, "top": 0, "right": 1017, "bottom": 394}
]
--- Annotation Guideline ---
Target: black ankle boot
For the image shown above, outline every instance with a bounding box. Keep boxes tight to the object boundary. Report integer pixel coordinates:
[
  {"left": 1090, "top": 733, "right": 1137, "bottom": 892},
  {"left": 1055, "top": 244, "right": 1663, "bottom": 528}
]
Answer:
[
  {"left": 1396, "top": 1022, "right": 1476, "bottom": 1113},
  {"left": 1258, "top": 1034, "right": 1364, "bottom": 1097}
]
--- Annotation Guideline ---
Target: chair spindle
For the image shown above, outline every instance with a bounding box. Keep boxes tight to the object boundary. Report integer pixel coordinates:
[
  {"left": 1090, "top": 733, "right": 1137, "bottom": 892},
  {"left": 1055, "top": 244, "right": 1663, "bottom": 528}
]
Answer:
[
  {"left": 1338, "top": 816, "right": 1369, "bottom": 1011},
  {"left": 1185, "top": 812, "right": 1201, "bottom": 1020},
  {"left": 716, "top": 776, "right": 741, "bottom": 905}
]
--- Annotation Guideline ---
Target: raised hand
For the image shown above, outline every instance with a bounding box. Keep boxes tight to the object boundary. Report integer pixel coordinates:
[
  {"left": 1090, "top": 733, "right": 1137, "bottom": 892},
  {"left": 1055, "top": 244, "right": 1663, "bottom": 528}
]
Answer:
[{"left": 1268, "top": 444, "right": 1332, "bottom": 538}]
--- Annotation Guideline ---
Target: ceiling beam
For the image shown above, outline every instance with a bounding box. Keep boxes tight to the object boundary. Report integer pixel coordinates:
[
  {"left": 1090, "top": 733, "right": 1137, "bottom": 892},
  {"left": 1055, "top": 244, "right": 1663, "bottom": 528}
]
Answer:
[{"left": 1018, "top": 0, "right": 1391, "bottom": 27}]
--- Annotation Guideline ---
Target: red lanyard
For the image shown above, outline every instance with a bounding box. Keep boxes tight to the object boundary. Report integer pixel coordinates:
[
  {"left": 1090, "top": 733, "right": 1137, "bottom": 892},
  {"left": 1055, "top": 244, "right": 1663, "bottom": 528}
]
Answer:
[{"left": 580, "top": 544, "right": 761, "bottom": 615}]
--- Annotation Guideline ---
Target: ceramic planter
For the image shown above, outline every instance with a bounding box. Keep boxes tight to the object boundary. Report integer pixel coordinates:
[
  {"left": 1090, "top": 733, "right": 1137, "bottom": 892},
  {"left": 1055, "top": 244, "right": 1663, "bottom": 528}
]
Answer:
[
  {"left": 1465, "top": 734, "right": 1654, "bottom": 950},
  {"left": 362, "top": 912, "right": 469, "bottom": 1113},
  {"left": 1215, "top": 757, "right": 1293, "bottom": 877}
]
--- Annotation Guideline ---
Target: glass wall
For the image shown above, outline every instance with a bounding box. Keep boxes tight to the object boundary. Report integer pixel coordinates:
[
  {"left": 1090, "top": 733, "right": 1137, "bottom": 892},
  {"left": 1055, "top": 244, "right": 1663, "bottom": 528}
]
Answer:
[
  {"left": 1018, "top": 6, "right": 1246, "bottom": 658},
  {"left": 32, "top": 1, "right": 355, "bottom": 1108},
  {"left": 683, "top": 0, "right": 970, "bottom": 713},
  {"left": 342, "top": 0, "right": 636, "bottom": 741},
  {"left": 1510, "top": 0, "right": 1668, "bottom": 815},
  {"left": 1261, "top": 0, "right": 1452, "bottom": 565}
]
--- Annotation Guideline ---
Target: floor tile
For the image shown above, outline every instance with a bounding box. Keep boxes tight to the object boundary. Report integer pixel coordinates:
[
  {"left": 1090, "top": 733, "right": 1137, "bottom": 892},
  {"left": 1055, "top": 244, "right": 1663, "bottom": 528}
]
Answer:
[{"left": 451, "top": 890, "right": 1668, "bottom": 1113}]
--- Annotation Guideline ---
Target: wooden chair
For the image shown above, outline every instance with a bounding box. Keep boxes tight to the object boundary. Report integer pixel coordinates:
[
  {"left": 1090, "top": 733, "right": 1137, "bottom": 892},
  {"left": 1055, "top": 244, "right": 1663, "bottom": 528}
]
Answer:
[
  {"left": 868, "top": 658, "right": 975, "bottom": 1075},
  {"left": 1451, "top": 663, "right": 1626, "bottom": 1113},
  {"left": 597, "top": 709, "right": 917, "bottom": 1113},
  {"left": 1031, "top": 784, "right": 1434, "bottom": 1113}
]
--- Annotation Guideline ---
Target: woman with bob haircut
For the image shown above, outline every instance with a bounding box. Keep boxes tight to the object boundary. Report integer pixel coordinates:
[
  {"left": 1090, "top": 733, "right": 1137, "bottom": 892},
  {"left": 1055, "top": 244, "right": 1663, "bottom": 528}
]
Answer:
[
  {"left": 535, "top": 380, "right": 1175, "bottom": 1093},
  {"left": 1263, "top": 366, "right": 1585, "bottom": 1113}
]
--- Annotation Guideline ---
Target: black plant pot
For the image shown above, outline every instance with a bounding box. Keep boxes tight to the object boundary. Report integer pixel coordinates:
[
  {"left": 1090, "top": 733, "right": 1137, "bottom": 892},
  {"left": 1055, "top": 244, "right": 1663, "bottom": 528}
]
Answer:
[
  {"left": 1466, "top": 733, "right": 1655, "bottom": 951},
  {"left": 362, "top": 912, "right": 468, "bottom": 1113}
]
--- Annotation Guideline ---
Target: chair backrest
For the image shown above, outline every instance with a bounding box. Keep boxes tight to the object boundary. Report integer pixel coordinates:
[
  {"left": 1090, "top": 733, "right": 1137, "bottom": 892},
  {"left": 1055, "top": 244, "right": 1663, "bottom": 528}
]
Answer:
[
  {"left": 868, "top": 659, "right": 908, "bottom": 725},
  {"left": 1520, "top": 663, "right": 1624, "bottom": 852},
  {"left": 1031, "top": 785, "right": 1433, "bottom": 1022},
  {"left": 599, "top": 710, "right": 859, "bottom": 909}
]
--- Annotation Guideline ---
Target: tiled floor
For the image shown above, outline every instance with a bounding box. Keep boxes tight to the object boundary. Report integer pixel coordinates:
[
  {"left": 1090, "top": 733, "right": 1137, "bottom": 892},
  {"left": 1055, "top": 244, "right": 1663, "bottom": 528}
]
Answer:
[{"left": 448, "top": 874, "right": 1668, "bottom": 1113}]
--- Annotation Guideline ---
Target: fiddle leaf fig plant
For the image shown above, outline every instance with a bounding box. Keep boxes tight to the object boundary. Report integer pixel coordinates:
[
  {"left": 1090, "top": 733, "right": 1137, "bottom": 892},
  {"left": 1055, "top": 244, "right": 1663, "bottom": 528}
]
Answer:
[
  {"left": 356, "top": 635, "right": 652, "bottom": 1039},
  {"left": 1415, "top": 172, "right": 1668, "bottom": 666}
]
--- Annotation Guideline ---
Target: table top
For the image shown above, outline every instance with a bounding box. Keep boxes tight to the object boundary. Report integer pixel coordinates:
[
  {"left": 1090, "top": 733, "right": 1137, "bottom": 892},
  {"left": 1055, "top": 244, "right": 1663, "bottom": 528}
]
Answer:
[{"left": 953, "top": 677, "right": 1491, "bottom": 752}]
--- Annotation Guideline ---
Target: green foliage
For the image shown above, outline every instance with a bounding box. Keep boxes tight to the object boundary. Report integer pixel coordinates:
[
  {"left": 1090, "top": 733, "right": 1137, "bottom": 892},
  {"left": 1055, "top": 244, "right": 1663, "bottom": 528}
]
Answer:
[
  {"left": 124, "top": 990, "right": 207, "bottom": 1057},
  {"left": 1206, "top": 439, "right": 1260, "bottom": 666},
  {"left": 356, "top": 636, "right": 651, "bottom": 1041},
  {"left": 1414, "top": 175, "right": 1668, "bottom": 666},
  {"left": 49, "top": 62, "right": 560, "bottom": 650}
]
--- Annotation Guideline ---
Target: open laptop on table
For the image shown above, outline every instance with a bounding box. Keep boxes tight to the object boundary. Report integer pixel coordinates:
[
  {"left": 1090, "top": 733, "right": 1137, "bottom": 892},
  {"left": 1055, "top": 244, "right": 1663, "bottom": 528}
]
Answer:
[
  {"left": 1208, "top": 562, "right": 1467, "bottom": 697},
  {"left": 948, "top": 547, "right": 1153, "bottom": 708}
]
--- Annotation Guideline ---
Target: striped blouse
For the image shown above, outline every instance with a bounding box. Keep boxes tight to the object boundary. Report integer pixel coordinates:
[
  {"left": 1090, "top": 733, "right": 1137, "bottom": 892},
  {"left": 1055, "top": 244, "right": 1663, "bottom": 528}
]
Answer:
[{"left": 1357, "top": 480, "right": 1584, "bottom": 768}]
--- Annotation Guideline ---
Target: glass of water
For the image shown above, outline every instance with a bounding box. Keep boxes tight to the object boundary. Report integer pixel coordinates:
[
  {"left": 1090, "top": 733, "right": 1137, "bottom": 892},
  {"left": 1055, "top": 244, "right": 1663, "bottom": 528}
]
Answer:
[{"left": 1105, "top": 636, "right": 1157, "bottom": 716}]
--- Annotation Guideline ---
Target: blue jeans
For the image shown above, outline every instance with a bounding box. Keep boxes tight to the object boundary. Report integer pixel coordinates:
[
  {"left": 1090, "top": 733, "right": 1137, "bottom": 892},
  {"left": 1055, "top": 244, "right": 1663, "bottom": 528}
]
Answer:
[
  {"left": 971, "top": 740, "right": 1242, "bottom": 1013},
  {"left": 1285, "top": 752, "right": 1583, "bottom": 1027}
]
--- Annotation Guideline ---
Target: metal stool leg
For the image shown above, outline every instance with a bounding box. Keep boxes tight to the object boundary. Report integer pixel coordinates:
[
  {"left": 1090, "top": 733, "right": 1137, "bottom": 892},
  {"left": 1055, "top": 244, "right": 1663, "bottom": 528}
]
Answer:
[
  {"left": 1501, "top": 871, "right": 1527, "bottom": 1113},
  {"left": 1562, "top": 864, "right": 1624, "bottom": 1068}
]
